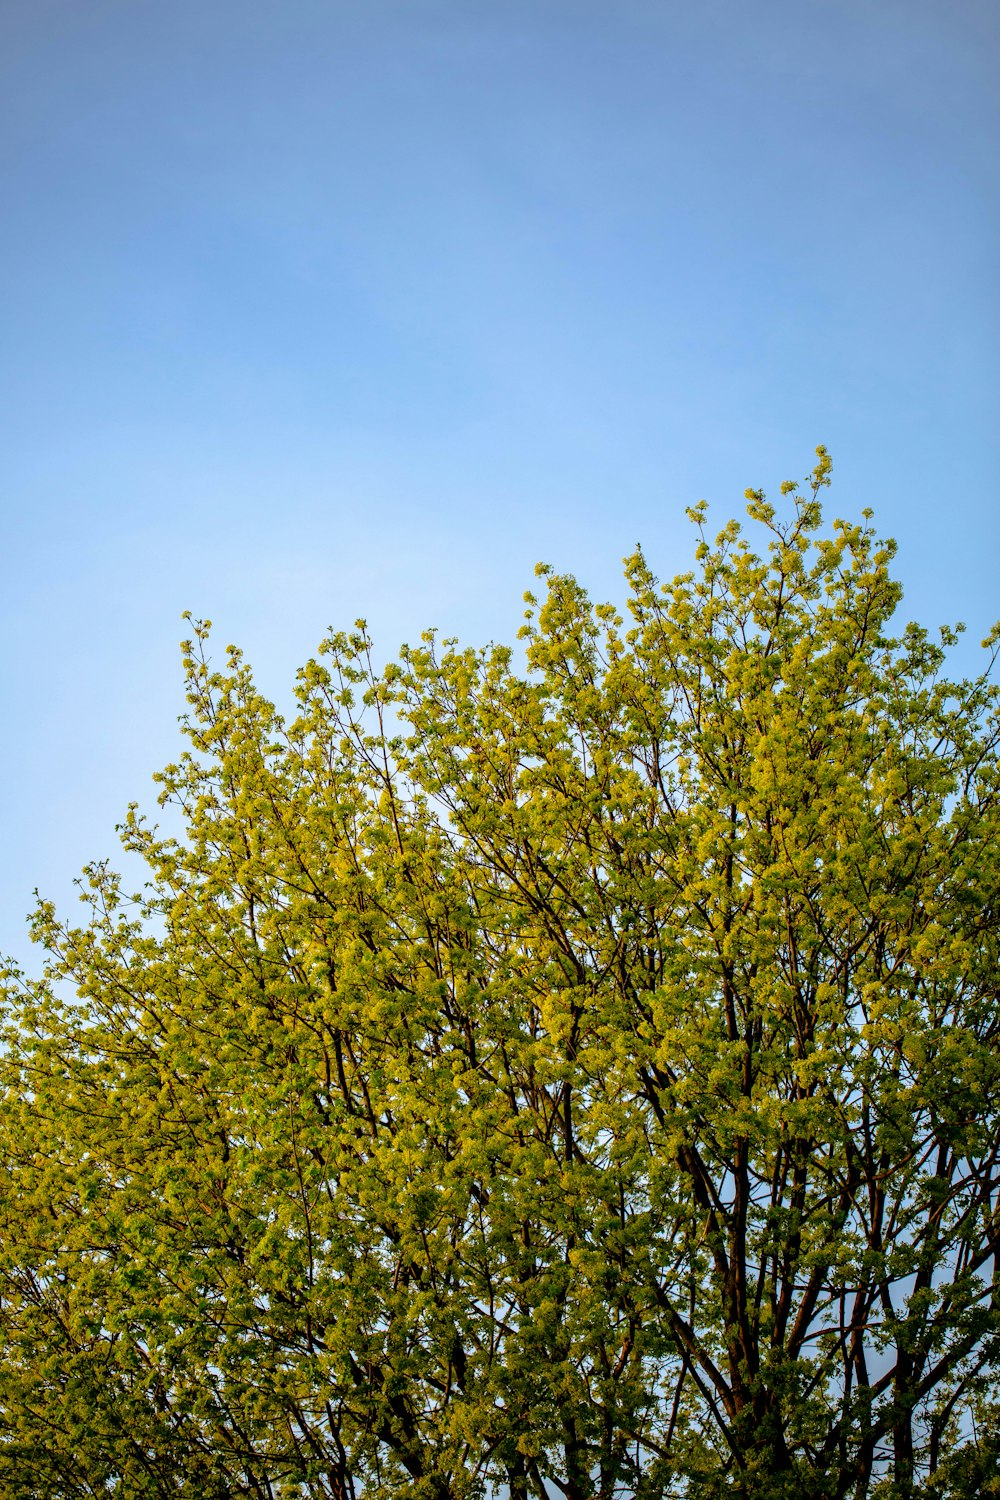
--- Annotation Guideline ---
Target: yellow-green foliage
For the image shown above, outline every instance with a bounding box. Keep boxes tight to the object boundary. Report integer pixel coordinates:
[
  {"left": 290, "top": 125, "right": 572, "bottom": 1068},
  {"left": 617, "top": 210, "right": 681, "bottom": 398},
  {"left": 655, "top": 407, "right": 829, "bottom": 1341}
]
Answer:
[{"left": 2, "top": 452, "right": 998, "bottom": 1499}]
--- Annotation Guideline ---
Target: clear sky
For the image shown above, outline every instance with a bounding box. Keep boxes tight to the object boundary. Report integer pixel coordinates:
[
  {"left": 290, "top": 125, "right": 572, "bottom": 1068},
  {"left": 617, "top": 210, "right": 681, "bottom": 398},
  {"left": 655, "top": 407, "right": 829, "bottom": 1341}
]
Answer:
[{"left": 2, "top": 0, "right": 997, "bottom": 968}]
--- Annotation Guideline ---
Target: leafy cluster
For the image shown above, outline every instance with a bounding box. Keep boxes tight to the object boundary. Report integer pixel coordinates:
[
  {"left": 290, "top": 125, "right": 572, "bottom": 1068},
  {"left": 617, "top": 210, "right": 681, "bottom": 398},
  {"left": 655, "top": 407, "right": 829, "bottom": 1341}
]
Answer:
[{"left": 2, "top": 452, "right": 999, "bottom": 1498}]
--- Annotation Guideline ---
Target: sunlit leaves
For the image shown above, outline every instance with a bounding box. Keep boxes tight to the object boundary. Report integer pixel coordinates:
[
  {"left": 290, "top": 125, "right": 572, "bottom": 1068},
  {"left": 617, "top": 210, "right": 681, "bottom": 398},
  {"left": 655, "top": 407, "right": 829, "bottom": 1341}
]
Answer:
[{"left": 1, "top": 452, "right": 998, "bottom": 1498}]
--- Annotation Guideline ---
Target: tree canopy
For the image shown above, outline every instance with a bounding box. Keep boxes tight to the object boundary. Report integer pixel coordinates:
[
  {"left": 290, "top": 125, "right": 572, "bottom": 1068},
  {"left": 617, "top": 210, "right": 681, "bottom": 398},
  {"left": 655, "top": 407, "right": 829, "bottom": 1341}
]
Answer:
[{"left": 2, "top": 452, "right": 999, "bottom": 1499}]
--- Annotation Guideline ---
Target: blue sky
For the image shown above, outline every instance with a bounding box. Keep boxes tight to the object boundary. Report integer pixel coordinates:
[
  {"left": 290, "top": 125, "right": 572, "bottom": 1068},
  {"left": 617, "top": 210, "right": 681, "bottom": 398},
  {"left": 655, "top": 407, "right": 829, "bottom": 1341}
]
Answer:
[{"left": 2, "top": 0, "right": 997, "bottom": 967}]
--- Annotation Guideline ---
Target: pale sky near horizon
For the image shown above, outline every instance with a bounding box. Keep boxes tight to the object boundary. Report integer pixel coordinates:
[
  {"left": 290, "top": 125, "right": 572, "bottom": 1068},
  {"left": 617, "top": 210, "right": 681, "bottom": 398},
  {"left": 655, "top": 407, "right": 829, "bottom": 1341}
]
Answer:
[{"left": 2, "top": 0, "right": 998, "bottom": 968}]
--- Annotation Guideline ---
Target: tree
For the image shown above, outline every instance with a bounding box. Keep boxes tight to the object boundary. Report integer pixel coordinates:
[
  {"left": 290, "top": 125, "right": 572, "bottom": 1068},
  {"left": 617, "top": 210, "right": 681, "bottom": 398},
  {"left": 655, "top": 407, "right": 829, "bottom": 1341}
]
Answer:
[{"left": 1, "top": 450, "right": 998, "bottom": 1499}]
